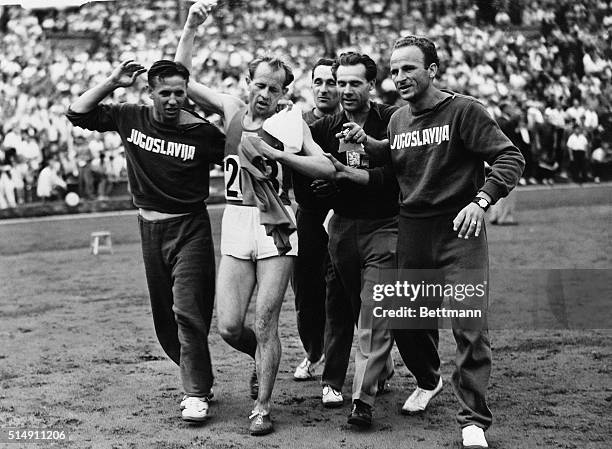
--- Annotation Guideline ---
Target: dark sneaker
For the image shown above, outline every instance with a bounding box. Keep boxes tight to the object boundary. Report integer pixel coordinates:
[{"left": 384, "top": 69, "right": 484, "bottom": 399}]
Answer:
[
  {"left": 249, "top": 368, "right": 259, "bottom": 400},
  {"left": 249, "top": 410, "right": 273, "bottom": 435},
  {"left": 347, "top": 400, "right": 372, "bottom": 428}
]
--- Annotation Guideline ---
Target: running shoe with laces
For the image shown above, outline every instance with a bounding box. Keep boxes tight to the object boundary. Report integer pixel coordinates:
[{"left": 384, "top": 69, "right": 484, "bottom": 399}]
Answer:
[{"left": 249, "top": 410, "right": 273, "bottom": 435}]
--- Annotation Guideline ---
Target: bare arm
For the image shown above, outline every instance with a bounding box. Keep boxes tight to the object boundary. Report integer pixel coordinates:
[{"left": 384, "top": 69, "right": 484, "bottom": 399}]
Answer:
[
  {"left": 247, "top": 121, "right": 336, "bottom": 180},
  {"left": 175, "top": 0, "right": 243, "bottom": 126},
  {"left": 70, "top": 60, "right": 146, "bottom": 113}
]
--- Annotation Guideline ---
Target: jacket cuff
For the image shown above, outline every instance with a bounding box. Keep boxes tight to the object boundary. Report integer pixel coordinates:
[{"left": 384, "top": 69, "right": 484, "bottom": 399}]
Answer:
[{"left": 479, "top": 181, "right": 506, "bottom": 204}]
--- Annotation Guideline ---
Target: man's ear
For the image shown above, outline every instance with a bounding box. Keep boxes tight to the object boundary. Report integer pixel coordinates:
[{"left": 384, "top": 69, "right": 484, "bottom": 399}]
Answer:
[
  {"left": 368, "top": 79, "right": 376, "bottom": 91},
  {"left": 148, "top": 85, "right": 154, "bottom": 99},
  {"left": 428, "top": 63, "right": 438, "bottom": 80},
  {"left": 283, "top": 86, "right": 288, "bottom": 96},
  {"left": 245, "top": 76, "right": 251, "bottom": 86}
]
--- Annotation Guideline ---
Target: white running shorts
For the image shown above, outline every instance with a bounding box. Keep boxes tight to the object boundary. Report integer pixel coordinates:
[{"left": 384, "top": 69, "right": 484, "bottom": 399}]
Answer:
[{"left": 220, "top": 204, "right": 298, "bottom": 260}]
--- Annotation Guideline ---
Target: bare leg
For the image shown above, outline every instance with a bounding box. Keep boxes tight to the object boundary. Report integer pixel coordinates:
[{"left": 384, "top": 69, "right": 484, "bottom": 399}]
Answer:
[
  {"left": 253, "top": 256, "right": 293, "bottom": 414},
  {"left": 216, "top": 255, "right": 257, "bottom": 358}
]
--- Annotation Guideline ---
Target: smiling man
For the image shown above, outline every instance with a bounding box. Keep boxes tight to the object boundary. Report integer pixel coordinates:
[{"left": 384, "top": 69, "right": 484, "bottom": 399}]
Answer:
[
  {"left": 174, "top": 0, "right": 335, "bottom": 436},
  {"left": 331, "top": 36, "right": 525, "bottom": 448},
  {"left": 308, "top": 51, "right": 399, "bottom": 428},
  {"left": 386, "top": 35, "right": 524, "bottom": 449},
  {"left": 66, "top": 59, "right": 226, "bottom": 423},
  {"left": 291, "top": 58, "right": 343, "bottom": 386}
]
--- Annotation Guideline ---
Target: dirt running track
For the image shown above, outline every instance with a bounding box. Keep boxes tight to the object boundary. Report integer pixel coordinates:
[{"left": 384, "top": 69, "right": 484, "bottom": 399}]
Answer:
[{"left": 0, "top": 203, "right": 610, "bottom": 448}]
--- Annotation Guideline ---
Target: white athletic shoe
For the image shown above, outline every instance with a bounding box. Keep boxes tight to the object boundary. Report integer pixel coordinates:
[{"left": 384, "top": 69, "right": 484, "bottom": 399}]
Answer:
[
  {"left": 462, "top": 425, "right": 488, "bottom": 448},
  {"left": 180, "top": 389, "right": 214, "bottom": 410},
  {"left": 401, "top": 377, "right": 443, "bottom": 414},
  {"left": 181, "top": 396, "right": 209, "bottom": 422},
  {"left": 293, "top": 356, "right": 323, "bottom": 381},
  {"left": 321, "top": 385, "right": 343, "bottom": 408}
]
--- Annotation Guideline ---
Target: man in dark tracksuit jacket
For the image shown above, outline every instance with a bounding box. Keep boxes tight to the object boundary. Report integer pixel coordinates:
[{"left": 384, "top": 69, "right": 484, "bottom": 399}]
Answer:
[
  {"left": 291, "top": 58, "right": 343, "bottom": 384},
  {"left": 66, "top": 60, "right": 225, "bottom": 423},
  {"left": 360, "top": 36, "right": 524, "bottom": 449},
  {"left": 310, "top": 52, "right": 398, "bottom": 427}
]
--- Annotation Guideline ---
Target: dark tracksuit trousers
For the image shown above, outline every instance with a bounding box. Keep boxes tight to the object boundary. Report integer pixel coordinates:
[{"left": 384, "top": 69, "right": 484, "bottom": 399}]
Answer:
[
  {"left": 138, "top": 209, "right": 215, "bottom": 397},
  {"left": 293, "top": 206, "right": 354, "bottom": 389},
  {"left": 293, "top": 206, "right": 329, "bottom": 363},
  {"left": 328, "top": 213, "right": 396, "bottom": 406},
  {"left": 394, "top": 213, "right": 493, "bottom": 429}
]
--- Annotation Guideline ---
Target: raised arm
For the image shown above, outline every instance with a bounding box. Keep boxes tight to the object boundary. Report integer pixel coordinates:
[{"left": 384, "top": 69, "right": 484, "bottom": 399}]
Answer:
[
  {"left": 70, "top": 60, "right": 146, "bottom": 113},
  {"left": 175, "top": 0, "right": 243, "bottom": 126}
]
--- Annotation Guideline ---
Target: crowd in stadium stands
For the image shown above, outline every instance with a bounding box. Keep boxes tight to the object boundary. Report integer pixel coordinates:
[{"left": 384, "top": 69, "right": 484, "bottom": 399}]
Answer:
[{"left": 1, "top": 0, "right": 612, "bottom": 209}]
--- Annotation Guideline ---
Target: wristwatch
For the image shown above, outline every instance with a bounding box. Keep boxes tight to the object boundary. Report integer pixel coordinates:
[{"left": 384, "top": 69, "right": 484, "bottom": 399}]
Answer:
[{"left": 472, "top": 197, "right": 490, "bottom": 211}]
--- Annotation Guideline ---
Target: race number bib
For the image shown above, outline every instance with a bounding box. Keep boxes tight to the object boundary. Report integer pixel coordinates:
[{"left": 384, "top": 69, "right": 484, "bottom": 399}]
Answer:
[
  {"left": 224, "top": 154, "right": 283, "bottom": 201},
  {"left": 224, "top": 155, "right": 243, "bottom": 200}
]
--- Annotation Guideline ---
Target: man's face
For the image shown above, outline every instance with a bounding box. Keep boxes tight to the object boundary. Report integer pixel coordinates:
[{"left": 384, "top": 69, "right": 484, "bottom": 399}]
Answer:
[
  {"left": 247, "top": 63, "right": 287, "bottom": 119},
  {"left": 312, "top": 65, "right": 340, "bottom": 113},
  {"left": 389, "top": 46, "right": 434, "bottom": 103},
  {"left": 149, "top": 75, "right": 188, "bottom": 123},
  {"left": 336, "top": 64, "right": 372, "bottom": 113}
]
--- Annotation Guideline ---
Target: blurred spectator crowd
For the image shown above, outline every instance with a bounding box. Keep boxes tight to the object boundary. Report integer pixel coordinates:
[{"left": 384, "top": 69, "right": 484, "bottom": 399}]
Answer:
[{"left": 1, "top": 0, "right": 612, "bottom": 209}]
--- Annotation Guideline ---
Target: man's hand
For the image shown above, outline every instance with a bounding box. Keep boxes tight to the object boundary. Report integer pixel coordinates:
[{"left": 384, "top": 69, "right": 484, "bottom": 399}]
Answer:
[
  {"left": 310, "top": 179, "right": 338, "bottom": 198},
  {"left": 325, "top": 152, "right": 349, "bottom": 182},
  {"left": 185, "top": 0, "right": 218, "bottom": 29},
  {"left": 453, "top": 203, "right": 486, "bottom": 239},
  {"left": 244, "top": 135, "right": 283, "bottom": 161},
  {"left": 107, "top": 60, "right": 146, "bottom": 88},
  {"left": 324, "top": 152, "right": 346, "bottom": 172},
  {"left": 335, "top": 122, "right": 367, "bottom": 144},
  {"left": 324, "top": 152, "right": 371, "bottom": 185}
]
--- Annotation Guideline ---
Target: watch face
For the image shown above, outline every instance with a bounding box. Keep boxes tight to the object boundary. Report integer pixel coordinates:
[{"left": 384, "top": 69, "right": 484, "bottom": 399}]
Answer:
[{"left": 478, "top": 198, "right": 488, "bottom": 208}]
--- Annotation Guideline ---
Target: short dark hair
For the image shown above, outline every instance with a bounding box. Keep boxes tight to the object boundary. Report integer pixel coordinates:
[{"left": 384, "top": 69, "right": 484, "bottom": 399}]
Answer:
[
  {"left": 247, "top": 56, "right": 294, "bottom": 88},
  {"left": 393, "top": 36, "right": 440, "bottom": 69},
  {"left": 311, "top": 58, "right": 336, "bottom": 78},
  {"left": 332, "top": 52, "right": 377, "bottom": 82},
  {"left": 148, "top": 60, "right": 190, "bottom": 87}
]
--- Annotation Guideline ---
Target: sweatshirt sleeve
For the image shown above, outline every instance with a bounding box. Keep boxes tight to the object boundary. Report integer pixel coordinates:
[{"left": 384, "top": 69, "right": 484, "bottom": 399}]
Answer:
[
  {"left": 65, "top": 103, "right": 123, "bottom": 132},
  {"left": 366, "top": 162, "right": 396, "bottom": 192},
  {"left": 205, "top": 123, "right": 226, "bottom": 165},
  {"left": 460, "top": 100, "right": 525, "bottom": 203}
]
